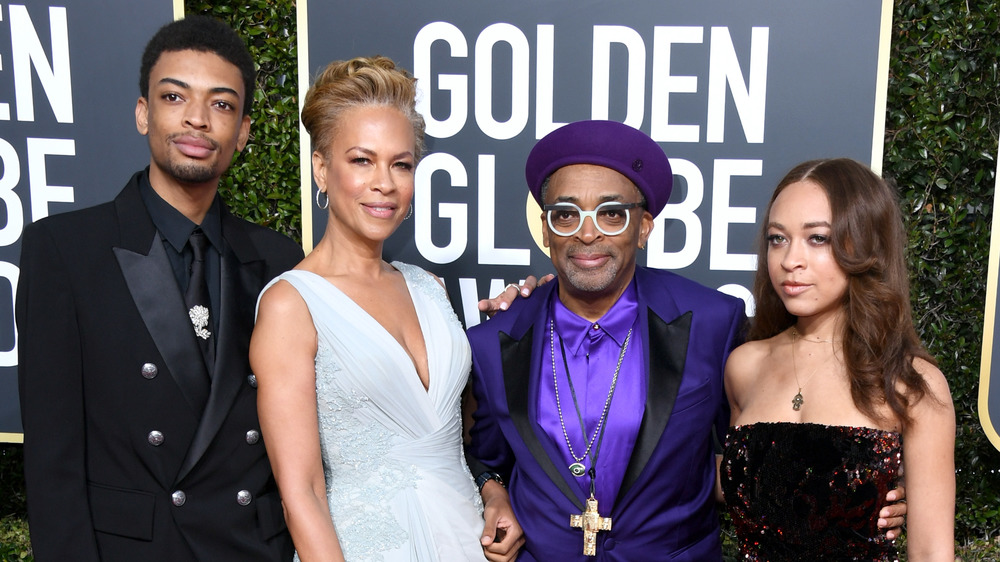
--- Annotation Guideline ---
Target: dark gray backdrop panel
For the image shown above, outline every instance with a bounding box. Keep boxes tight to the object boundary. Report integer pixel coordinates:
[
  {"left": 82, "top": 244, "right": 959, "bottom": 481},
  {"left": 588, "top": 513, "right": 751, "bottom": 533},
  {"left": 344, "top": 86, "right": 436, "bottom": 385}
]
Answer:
[
  {"left": 303, "top": 1, "right": 884, "bottom": 328},
  {"left": 0, "top": 1, "right": 175, "bottom": 436}
]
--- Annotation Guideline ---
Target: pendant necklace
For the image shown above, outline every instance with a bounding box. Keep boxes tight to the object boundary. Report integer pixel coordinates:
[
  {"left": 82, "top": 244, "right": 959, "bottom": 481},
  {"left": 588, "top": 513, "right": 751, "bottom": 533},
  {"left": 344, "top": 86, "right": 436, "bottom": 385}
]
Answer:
[
  {"left": 551, "top": 320, "right": 629, "bottom": 557},
  {"left": 549, "top": 319, "right": 632, "bottom": 477},
  {"left": 789, "top": 327, "right": 832, "bottom": 411}
]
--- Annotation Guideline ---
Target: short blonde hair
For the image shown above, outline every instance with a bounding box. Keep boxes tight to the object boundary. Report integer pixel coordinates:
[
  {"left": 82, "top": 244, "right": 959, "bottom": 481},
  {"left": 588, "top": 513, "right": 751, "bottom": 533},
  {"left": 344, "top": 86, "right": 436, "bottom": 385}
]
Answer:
[{"left": 301, "top": 56, "right": 425, "bottom": 161}]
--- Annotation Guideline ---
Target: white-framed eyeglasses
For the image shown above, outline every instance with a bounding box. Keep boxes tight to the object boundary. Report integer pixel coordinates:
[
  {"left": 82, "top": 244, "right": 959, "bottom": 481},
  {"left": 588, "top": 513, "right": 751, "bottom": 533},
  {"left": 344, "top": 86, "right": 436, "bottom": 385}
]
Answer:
[{"left": 543, "top": 201, "right": 644, "bottom": 237}]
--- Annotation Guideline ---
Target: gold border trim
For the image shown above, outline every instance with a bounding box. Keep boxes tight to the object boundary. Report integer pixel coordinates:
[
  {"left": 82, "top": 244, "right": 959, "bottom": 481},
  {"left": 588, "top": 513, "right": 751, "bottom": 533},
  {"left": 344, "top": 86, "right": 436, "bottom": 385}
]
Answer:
[
  {"left": 173, "top": 0, "right": 183, "bottom": 20},
  {"left": 979, "top": 141, "right": 1000, "bottom": 452},
  {"left": 0, "top": 433, "right": 24, "bottom": 444},
  {"left": 297, "top": 0, "right": 314, "bottom": 253},
  {"left": 870, "top": 0, "right": 892, "bottom": 174}
]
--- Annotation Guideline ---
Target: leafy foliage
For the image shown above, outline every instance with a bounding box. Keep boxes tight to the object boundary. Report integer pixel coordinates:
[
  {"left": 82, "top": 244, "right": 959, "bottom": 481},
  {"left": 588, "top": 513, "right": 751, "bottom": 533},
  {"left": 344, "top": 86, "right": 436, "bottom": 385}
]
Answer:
[
  {"left": 0, "top": 445, "right": 29, "bottom": 560},
  {"left": 187, "top": 0, "right": 303, "bottom": 242},
  {"left": 0, "top": 446, "right": 25, "bottom": 519},
  {"left": 2, "top": 0, "right": 1000, "bottom": 559},
  {"left": 885, "top": 0, "right": 1000, "bottom": 545},
  {"left": 0, "top": 516, "right": 30, "bottom": 562}
]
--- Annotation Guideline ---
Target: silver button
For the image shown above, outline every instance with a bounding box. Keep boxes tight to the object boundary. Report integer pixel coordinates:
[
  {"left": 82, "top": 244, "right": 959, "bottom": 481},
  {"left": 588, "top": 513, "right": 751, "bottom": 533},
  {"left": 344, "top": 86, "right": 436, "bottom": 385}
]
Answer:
[
  {"left": 171, "top": 490, "right": 186, "bottom": 506},
  {"left": 245, "top": 430, "right": 260, "bottom": 445},
  {"left": 236, "top": 490, "right": 252, "bottom": 506},
  {"left": 147, "top": 431, "right": 164, "bottom": 446},
  {"left": 141, "top": 363, "right": 158, "bottom": 379},
  {"left": 247, "top": 374, "right": 257, "bottom": 388}
]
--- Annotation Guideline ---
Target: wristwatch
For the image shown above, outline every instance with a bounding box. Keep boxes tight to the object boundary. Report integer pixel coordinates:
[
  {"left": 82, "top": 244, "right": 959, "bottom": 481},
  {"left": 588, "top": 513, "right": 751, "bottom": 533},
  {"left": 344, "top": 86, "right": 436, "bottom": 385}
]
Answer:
[{"left": 475, "top": 471, "right": 505, "bottom": 493}]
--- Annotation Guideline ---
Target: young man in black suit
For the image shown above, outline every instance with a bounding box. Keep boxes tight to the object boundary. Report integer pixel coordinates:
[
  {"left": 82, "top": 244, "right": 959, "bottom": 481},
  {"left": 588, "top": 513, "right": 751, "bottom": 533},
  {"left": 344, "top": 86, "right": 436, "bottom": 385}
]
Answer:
[{"left": 17, "top": 16, "right": 300, "bottom": 561}]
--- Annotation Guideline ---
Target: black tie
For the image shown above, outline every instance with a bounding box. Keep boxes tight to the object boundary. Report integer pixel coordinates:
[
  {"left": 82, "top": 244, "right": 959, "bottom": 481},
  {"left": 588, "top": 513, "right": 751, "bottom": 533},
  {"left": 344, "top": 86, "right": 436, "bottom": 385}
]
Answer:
[{"left": 185, "top": 228, "right": 215, "bottom": 377}]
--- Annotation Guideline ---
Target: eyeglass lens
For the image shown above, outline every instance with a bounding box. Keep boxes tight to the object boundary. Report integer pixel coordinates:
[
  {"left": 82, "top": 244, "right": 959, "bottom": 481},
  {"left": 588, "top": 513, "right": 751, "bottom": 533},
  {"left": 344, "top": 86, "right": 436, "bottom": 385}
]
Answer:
[{"left": 546, "top": 202, "right": 635, "bottom": 236}]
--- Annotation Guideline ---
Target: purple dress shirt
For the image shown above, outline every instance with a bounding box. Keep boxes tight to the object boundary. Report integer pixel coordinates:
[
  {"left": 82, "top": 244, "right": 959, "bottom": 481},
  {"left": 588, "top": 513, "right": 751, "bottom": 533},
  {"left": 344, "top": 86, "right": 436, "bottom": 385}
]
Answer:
[{"left": 536, "top": 280, "right": 646, "bottom": 510}]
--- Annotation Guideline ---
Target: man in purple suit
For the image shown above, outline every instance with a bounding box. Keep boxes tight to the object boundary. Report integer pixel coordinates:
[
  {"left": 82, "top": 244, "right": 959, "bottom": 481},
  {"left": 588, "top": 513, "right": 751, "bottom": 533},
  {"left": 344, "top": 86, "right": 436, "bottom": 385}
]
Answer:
[
  {"left": 466, "top": 120, "right": 745, "bottom": 561},
  {"left": 467, "top": 121, "right": 908, "bottom": 562}
]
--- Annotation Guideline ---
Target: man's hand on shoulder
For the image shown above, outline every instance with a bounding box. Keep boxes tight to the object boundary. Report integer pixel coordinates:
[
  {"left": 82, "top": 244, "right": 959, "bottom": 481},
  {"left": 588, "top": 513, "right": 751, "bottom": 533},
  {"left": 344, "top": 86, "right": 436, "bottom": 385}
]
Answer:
[{"left": 477, "top": 274, "right": 555, "bottom": 317}]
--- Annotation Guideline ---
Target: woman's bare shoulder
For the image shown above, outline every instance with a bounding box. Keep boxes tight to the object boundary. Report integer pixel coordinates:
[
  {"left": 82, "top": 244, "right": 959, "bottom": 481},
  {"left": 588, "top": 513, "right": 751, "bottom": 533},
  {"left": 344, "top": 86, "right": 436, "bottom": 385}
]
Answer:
[
  {"left": 726, "top": 336, "right": 782, "bottom": 394},
  {"left": 910, "top": 356, "right": 954, "bottom": 413},
  {"left": 729, "top": 337, "right": 778, "bottom": 371}
]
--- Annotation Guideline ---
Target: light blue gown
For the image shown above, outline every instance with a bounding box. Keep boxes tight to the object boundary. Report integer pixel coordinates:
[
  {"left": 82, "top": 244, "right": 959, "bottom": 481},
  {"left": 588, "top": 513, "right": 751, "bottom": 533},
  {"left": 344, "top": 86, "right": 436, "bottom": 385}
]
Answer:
[{"left": 259, "top": 262, "right": 486, "bottom": 561}]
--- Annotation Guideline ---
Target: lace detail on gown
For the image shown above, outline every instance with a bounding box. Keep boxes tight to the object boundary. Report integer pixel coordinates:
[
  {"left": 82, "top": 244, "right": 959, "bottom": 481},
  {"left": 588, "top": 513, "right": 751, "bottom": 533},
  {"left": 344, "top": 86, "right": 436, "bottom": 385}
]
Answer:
[
  {"left": 314, "top": 341, "right": 414, "bottom": 559},
  {"left": 263, "top": 262, "right": 485, "bottom": 562},
  {"left": 721, "top": 422, "right": 901, "bottom": 562},
  {"left": 403, "top": 266, "right": 464, "bottom": 330}
]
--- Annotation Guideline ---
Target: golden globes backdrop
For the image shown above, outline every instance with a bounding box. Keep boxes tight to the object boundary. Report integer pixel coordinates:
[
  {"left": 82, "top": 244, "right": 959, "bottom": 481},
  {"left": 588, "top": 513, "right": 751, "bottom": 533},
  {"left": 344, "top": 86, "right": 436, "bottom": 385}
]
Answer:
[
  {"left": 299, "top": 0, "right": 893, "bottom": 329},
  {"left": 0, "top": 1, "right": 179, "bottom": 440},
  {"left": 0, "top": 1, "right": 896, "bottom": 440},
  {"left": 979, "top": 140, "right": 1000, "bottom": 452}
]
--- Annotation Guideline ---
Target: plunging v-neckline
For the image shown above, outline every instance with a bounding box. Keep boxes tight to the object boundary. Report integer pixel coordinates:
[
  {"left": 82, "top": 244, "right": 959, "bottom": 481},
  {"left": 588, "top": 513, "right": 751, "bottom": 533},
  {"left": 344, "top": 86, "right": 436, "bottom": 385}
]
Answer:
[{"left": 295, "top": 267, "right": 433, "bottom": 393}]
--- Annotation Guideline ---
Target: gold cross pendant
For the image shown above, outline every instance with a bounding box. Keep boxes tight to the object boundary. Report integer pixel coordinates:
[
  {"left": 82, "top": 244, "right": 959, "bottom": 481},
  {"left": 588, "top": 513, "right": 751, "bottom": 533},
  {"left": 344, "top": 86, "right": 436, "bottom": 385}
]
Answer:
[{"left": 569, "top": 494, "right": 612, "bottom": 556}]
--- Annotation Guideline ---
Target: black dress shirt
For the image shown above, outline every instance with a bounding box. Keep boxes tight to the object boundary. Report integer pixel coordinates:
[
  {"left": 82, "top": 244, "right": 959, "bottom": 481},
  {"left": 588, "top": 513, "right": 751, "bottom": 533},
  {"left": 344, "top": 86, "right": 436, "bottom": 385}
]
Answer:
[{"left": 137, "top": 169, "right": 223, "bottom": 337}]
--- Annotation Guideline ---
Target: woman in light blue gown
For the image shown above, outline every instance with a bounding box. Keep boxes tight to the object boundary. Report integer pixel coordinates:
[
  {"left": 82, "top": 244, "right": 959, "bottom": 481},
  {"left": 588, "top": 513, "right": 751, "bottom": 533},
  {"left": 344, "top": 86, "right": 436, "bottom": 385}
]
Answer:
[{"left": 250, "top": 56, "right": 488, "bottom": 562}]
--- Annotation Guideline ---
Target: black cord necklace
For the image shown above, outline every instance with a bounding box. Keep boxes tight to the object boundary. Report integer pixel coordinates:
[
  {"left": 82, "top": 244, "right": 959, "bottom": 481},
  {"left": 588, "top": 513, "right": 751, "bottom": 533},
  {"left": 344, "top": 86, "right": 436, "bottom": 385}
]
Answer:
[{"left": 549, "top": 319, "right": 632, "bottom": 478}]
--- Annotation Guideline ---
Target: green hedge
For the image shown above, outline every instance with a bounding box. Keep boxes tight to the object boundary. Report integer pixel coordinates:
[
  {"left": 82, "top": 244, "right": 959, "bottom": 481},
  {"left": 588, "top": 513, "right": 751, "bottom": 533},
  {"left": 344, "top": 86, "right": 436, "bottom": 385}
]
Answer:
[
  {"left": 2, "top": 0, "right": 999, "bottom": 559},
  {"left": 886, "top": 0, "right": 1000, "bottom": 545},
  {"left": 188, "top": 0, "right": 302, "bottom": 242}
]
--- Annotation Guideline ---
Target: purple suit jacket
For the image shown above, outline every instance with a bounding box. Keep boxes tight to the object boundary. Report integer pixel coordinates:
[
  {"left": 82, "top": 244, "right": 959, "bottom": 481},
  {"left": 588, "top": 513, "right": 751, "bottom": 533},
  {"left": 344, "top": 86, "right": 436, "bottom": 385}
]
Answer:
[{"left": 466, "top": 266, "right": 745, "bottom": 561}]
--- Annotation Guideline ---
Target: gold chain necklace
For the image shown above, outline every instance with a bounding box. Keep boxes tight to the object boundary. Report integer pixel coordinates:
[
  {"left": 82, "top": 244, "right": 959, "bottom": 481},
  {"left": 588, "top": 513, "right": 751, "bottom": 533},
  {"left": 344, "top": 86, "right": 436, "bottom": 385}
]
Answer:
[{"left": 789, "top": 327, "right": 830, "bottom": 411}]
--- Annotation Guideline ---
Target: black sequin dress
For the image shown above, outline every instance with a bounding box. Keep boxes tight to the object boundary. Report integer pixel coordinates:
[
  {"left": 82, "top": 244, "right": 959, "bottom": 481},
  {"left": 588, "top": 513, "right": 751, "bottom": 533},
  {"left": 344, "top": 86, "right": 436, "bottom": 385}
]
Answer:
[{"left": 721, "top": 422, "right": 901, "bottom": 562}]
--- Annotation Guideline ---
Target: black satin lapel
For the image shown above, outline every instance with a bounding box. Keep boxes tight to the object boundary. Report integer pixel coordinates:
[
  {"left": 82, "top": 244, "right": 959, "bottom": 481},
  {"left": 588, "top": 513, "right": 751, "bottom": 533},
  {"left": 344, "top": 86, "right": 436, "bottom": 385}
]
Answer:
[
  {"left": 617, "top": 310, "right": 692, "bottom": 501},
  {"left": 114, "top": 237, "right": 210, "bottom": 413},
  {"left": 177, "top": 246, "right": 261, "bottom": 482},
  {"left": 501, "top": 328, "right": 584, "bottom": 511}
]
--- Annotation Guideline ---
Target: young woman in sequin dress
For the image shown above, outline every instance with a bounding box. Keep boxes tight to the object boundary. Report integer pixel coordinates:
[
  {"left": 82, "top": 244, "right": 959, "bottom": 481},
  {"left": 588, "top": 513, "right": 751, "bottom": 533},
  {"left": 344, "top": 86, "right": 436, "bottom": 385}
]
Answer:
[
  {"left": 720, "top": 158, "right": 955, "bottom": 561},
  {"left": 250, "top": 57, "right": 489, "bottom": 561}
]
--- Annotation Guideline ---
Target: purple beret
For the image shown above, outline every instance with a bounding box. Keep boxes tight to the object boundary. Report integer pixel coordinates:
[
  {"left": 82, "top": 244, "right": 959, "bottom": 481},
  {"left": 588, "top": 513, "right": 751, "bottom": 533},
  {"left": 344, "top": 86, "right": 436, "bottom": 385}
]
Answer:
[{"left": 525, "top": 120, "right": 673, "bottom": 216}]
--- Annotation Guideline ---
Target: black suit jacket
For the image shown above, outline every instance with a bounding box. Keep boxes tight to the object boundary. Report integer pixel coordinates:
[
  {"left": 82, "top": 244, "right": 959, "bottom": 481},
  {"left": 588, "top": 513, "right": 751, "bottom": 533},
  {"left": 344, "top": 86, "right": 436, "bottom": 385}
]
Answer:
[{"left": 17, "top": 171, "right": 302, "bottom": 562}]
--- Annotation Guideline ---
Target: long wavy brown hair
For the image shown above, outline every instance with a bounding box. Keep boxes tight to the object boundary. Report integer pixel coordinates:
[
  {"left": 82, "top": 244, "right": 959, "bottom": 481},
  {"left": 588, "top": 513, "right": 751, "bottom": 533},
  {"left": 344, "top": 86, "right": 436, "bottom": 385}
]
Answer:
[{"left": 749, "top": 158, "right": 934, "bottom": 426}]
